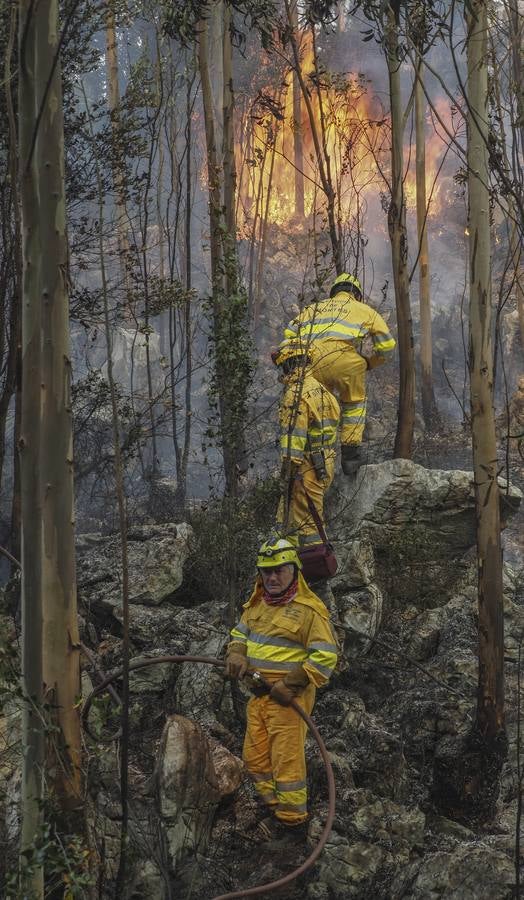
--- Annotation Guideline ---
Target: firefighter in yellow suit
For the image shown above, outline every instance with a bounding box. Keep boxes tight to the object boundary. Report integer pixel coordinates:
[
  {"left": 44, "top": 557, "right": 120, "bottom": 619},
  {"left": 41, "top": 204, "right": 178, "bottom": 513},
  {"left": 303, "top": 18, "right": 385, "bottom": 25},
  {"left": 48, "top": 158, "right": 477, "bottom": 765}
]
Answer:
[
  {"left": 225, "top": 538, "right": 338, "bottom": 834},
  {"left": 282, "top": 273, "right": 396, "bottom": 475},
  {"left": 273, "top": 340, "right": 340, "bottom": 548}
]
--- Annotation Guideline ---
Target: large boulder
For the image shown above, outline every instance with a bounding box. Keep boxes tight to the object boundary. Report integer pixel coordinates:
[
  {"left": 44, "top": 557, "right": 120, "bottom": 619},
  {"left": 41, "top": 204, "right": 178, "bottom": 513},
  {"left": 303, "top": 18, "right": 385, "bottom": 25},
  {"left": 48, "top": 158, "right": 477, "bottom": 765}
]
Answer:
[
  {"left": 309, "top": 791, "right": 425, "bottom": 899},
  {"left": 77, "top": 523, "right": 193, "bottom": 617},
  {"left": 75, "top": 460, "right": 523, "bottom": 899},
  {"left": 155, "top": 715, "right": 242, "bottom": 868},
  {"left": 327, "top": 460, "right": 522, "bottom": 653},
  {"left": 390, "top": 843, "right": 515, "bottom": 899}
]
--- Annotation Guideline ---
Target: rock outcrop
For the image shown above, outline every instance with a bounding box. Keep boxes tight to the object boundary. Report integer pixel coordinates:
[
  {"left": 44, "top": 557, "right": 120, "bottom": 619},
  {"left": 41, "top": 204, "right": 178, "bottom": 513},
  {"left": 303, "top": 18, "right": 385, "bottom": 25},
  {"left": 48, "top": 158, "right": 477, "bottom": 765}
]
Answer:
[
  {"left": 77, "top": 522, "right": 193, "bottom": 616},
  {"left": 71, "top": 461, "right": 523, "bottom": 898},
  {"left": 327, "top": 459, "right": 522, "bottom": 652}
]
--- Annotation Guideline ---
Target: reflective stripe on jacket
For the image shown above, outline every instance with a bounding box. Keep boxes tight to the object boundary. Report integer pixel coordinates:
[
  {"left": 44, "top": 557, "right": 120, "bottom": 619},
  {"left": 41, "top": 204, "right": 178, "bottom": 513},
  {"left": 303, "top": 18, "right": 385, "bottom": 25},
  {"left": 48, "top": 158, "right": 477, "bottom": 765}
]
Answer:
[
  {"left": 283, "top": 291, "right": 396, "bottom": 360},
  {"left": 228, "top": 573, "right": 338, "bottom": 687},
  {"left": 279, "top": 370, "right": 340, "bottom": 465}
]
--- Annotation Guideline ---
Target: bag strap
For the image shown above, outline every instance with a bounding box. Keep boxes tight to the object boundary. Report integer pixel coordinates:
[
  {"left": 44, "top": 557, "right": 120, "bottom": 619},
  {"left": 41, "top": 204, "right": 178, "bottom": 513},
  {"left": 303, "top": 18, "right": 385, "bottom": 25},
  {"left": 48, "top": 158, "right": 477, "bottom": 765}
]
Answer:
[{"left": 296, "top": 474, "right": 329, "bottom": 544}]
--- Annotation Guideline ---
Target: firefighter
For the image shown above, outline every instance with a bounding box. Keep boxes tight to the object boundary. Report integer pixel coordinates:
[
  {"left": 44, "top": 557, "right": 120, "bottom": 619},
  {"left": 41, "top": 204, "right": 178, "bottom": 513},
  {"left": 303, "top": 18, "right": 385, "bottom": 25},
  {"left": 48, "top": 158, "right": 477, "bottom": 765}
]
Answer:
[
  {"left": 225, "top": 537, "right": 338, "bottom": 834},
  {"left": 282, "top": 273, "right": 396, "bottom": 475},
  {"left": 272, "top": 339, "right": 339, "bottom": 548}
]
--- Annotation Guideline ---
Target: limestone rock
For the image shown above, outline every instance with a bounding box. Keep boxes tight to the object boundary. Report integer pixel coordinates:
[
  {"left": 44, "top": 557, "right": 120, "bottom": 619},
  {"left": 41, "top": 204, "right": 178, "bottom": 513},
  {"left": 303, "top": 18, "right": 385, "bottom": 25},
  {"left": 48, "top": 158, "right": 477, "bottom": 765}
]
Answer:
[
  {"left": 327, "top": 460, "right": 521, "bottom": 647},
  {"left": 156, "top": 715, "right": 222, "bottom": 865},
  {"left": 390, "top": 844, "right": 515, "bottom": 899},
  {"left": 77, "top": 522, "right": 193, "bottom": 615},
  {"left": 312, "top": 834, "right": 386, "bottom": 897},
  {"left": 209, "top": 742, "right": 244, "bottom": 796}
]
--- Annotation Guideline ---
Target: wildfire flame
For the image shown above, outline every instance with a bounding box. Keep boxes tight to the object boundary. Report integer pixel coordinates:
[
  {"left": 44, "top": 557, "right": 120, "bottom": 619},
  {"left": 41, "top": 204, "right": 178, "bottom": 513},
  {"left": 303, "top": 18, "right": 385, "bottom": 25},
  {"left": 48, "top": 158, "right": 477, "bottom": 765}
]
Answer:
[{"left": 236, "top": 37, "right": 454, "bottom": 232}]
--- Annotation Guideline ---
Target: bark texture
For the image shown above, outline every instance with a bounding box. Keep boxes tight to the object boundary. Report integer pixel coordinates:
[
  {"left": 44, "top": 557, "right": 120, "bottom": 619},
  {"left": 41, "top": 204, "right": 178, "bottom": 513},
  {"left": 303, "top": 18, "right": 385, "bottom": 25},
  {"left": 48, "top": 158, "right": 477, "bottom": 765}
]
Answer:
[
  {"left": 386, "top": 2, "right": 415, "bottom": 459},
  {"left": 415, "top": 61, "right": 439, "bottom": 431},
  {"left": 467, "top": 0, "right": 506, "bottom": 743},
  {"left": 36, "top": 0, "right": 82, "bottom": 809},
  {"left": 19, "top": 1, "right": 44, "bottom": 891}
]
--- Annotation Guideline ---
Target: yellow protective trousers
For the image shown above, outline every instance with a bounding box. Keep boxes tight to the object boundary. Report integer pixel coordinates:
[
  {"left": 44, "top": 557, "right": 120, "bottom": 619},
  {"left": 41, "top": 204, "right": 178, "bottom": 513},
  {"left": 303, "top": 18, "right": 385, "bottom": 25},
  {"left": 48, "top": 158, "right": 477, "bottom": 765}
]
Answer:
[
  {"left": 311, "top": 341, "right": 367, "bottom": 446},
  {"left": 277, "top": 450, "right": 335, "bottom": 547},
  {"left": 243, "top": 683, "right": 316, "bottom": 824}
]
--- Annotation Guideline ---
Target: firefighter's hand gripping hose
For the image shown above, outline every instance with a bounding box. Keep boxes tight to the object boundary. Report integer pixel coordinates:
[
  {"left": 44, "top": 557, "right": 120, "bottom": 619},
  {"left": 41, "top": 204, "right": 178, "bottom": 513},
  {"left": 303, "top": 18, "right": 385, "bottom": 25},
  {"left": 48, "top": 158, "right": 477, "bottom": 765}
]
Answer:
[{"left": 82, "top": 653, "right": 336, "bottom": 900}]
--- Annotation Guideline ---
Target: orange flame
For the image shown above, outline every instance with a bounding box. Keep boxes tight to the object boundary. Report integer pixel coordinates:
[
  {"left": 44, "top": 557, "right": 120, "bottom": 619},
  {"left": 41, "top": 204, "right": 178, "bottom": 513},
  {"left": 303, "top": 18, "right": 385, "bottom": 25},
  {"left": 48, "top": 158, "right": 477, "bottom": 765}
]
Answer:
[{"left": 236, "top": 40, "right": 455, "bottom": 231}]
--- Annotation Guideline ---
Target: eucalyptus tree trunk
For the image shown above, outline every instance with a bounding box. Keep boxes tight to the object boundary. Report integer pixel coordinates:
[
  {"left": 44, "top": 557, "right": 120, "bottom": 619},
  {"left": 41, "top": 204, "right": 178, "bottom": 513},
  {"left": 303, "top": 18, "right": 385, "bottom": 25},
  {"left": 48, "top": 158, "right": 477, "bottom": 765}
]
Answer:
[
  {"left": 508, "top": 0, "right": 524, "bottom": 153},
  {"left": 105, "top": 0, "right": 131, "bottom": 307},
  {"left": 507, "top": 0, "right": 524, "bottom": 350},
  {"left": 19, "top": 3, "right": 82, "bottom": 888},
  {"left": 178, "top": 67, "right": 195, "bottom": 508},
  {"left": 467, "top": 0, "right": 505, "bottom": 743},
  {"left": 415, "top": 59, "right": 439, "bottom": 431},
  {"left": 284, "top": 0, "right": 342, "bottom": 273},
  {"left": 511, "top": 226, "right": 524, "bottom": 353},
  {"left": 81, "top": 75, "right": 132, "bottom": 895},
  {"left": 247, "top": 142, "right": 267, "bottom": 319},
  {"left": 35, "top": 0, "right": 82, "bottom": 816},
  {"left": 386, "top": 0, "right": 415, "bottom": 459},
  {"left": 198, "top": 1, "right": 251, "bottom": 498},
  {"left": 254, "top": 116, "right": 279, "bottom": 329},
  {"left": 290, "top": 0, "right": 305, "bottom": 219},
  {"left": 19, "top": 2, "right": 44, "bottom": 892},
  {"left": 2, "top": 2, "right": 22, "bottom": 565}
]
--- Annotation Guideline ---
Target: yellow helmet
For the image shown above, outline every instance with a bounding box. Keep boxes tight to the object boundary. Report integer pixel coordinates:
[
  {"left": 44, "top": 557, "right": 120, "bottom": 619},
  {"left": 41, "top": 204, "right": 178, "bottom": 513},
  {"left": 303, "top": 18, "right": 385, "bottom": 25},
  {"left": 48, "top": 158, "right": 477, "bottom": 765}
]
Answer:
[
  {"left": 330, "top": 272, "right": 362, "bottom": 300},
  {"left": 271, "top": 339, "right": 310, "bottom": 367},
  {"left": 256, "top": 537, "right": 302, "bottom": 569}
]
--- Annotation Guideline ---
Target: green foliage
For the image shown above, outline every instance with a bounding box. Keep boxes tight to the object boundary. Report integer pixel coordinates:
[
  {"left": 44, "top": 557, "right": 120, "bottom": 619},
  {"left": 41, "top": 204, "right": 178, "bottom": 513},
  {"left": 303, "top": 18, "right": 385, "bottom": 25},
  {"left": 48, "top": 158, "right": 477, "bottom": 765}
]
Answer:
[
  {"left": 0, "top": 620, "right": 20, "bottom": 697},
  {"left": 182, "top": 475, "right": 280, "bottom": 607},
  {"left": 162, "top": 0, "right": 279, "bottom": 51},
  {"left": 146, "top": 276, "right": 197, "bottom": 316},
  {"left": 72, "top": 371, "right": 142, "bottom": 480},
  {"left": 7, "top": 819, "right": 93, "bottom": 899},
  {"left": 204, "top": 238, "right": 255, "bottom": 474},
  {"left": 374, "top": 522, "right": 466, "bottom": 610},
  {"left": 0, "top": 624, "right": 92, "bottom": 899}
]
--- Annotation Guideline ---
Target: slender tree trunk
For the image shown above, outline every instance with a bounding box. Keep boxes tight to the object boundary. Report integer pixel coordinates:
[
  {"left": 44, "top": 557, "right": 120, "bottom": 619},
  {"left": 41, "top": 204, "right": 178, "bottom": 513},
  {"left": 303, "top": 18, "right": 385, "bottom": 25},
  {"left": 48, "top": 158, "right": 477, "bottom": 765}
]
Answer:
[
  {"left": 19, "top": 1, "right": 44, "bottom": 891},
  {"left": 431, "top": 0, "right": 510, "bottom": 822},
  {"left": 81, "top": 77, "right": 131, "bottom": 893},
  {"left": 36, "top": 0, "right": 82, "bottom": 814},
  {"left": 415, "top": 59, "right": 439, "bottom": 431},
  {"left": 508, "top": 0, "right": 524, "bottom": 153},
  {"left": 11, "top": 362, "right": 22, "bottom": 568},
  {"left": 511, "top": 226, "right": 524, "bottom": 352},
  {"left": 467, "top": 0, "right": 505, "bottom": 741},
  {"left": 247, "top": 139, "right": 267, "bottom": 320},
  {"left": 222, "top": 3, "right": 238, "bottom": 294},
  {"left": 254, "top": 116, "right": 279, "bottom": 329},
  {"left": 284, "top": 0, "right": 342, "bottom": 273},
  {"left": 176, "top": 66, "right": 195, "bottom": 510},
  {"left": 105, "top": 1, "right": 131, "bottom": 307},
  {"left": 198, "top": 2, "right": 251, "bottom": 498},
  {"left": 290, "top": 0, "right": 305, "bottom": 218},
  {"left": 155, "top": 37, "right": 168, "bottom": 360},
  {"left": 488, "top": 23, "right": 524, "bottom": 369},
  {"left": 3, "top": 3, "right": 22, "bottom": 564},
  {"left": 198, "top": 10, "right": 234, "bottom": 491},
  {"left": 386, "top": 1, "right": 415, "bottom": 459}
]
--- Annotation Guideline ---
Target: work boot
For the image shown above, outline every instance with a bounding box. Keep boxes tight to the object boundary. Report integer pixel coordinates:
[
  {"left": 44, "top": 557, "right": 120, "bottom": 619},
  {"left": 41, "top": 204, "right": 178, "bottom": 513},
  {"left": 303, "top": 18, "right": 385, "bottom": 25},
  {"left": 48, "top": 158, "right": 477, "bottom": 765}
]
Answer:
[
  {"left": 253, "top": 815, "right": 309, "bottom": 843},
  {"left": 341, "top": 444, "right": 362, "bottom": 476}
]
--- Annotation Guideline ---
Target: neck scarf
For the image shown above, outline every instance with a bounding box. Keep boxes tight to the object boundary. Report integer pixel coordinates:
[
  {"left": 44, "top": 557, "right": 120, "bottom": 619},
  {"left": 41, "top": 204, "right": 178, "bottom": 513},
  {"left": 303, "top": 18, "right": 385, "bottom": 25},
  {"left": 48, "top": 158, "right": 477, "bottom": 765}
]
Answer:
[{"left": 263, "top": 579, "right": 298, "bottom": 607}]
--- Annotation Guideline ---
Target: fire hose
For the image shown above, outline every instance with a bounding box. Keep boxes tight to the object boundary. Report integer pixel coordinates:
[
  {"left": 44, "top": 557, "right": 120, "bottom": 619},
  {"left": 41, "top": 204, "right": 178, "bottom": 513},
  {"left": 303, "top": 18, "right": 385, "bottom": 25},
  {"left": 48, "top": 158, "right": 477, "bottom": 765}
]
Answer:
[{"left": 82, "top": 654, "right": 336, "bottom": 900}]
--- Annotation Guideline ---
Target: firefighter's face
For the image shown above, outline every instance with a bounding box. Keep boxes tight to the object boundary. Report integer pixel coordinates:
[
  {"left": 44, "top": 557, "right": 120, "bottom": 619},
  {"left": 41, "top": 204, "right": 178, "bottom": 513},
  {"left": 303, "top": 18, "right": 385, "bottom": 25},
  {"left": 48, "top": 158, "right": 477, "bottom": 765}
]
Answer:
[{"left": 259, "top": 563, "right": 295, "bottom": 595}]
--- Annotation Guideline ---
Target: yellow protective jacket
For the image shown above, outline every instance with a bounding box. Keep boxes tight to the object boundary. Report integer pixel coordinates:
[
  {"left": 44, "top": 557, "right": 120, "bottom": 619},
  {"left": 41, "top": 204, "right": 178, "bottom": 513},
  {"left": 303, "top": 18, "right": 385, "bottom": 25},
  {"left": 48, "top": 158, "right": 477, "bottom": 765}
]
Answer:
[
  {"left": 228, "top": 573, "right": 338, "bottom": 687},
  {"left": 279, "top": 369, "right": 340, "bottom": 466},
  {"left": 283, "top": 290, "right": 396, "bottom": 369}
]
